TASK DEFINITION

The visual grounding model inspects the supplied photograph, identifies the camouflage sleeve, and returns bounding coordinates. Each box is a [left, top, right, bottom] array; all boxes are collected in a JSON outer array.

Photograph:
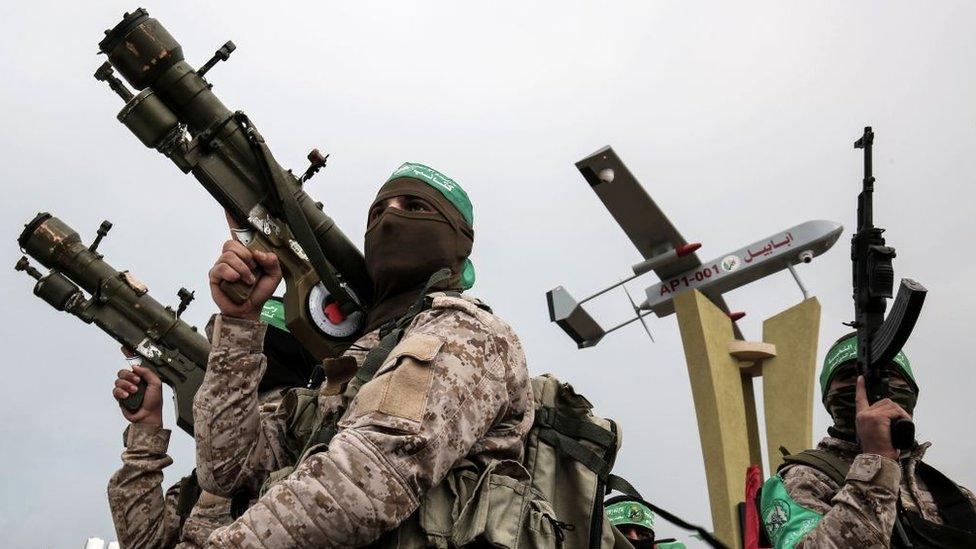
[[107, 423, 182, 549], [206, 304, 530, 548], [193, 315, 289, 496], [762, 454, 902, 549]]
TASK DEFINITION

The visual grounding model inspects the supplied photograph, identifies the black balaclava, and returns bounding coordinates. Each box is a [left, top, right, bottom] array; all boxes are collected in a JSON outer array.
[[823, 364, 919, 442], [364, 178, 473, 332]]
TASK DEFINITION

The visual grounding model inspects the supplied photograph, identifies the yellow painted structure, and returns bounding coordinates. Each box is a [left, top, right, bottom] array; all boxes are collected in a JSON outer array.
[[761, 298, 821, 474], [674, 290, 759, 546], [674, 290, 821, 548]]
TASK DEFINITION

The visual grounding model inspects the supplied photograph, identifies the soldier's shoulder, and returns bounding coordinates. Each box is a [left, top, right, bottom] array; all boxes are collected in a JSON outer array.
[[421, 293, 518, 338], [779, 460, 844, 495]]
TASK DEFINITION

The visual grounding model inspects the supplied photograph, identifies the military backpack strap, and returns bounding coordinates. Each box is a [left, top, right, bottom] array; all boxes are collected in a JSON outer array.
[[300, 268, 457, 457], [778, 449, 850, 486], [175, 470, 202, 527], [606, 474, 643, 499], [533, 407, 617, 479]]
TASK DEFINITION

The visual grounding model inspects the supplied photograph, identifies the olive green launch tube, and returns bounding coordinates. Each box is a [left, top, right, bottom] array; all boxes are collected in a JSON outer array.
[[17, 213, 209, 435], [94, 8, 372, 360]]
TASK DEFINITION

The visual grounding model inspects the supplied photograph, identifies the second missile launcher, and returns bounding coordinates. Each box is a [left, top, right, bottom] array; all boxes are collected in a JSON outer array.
[[17, 212, 208, 435]]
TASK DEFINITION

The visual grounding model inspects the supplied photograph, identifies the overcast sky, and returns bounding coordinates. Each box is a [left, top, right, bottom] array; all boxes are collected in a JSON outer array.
[[1, 2, 974, 546]]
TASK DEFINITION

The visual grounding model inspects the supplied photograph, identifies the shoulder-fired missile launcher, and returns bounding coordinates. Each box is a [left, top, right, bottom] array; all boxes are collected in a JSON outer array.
[[17, 212, 208, 435], [93, 8, 372, 360]]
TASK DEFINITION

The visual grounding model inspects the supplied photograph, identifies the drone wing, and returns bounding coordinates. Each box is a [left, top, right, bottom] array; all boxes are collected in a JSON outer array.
[[576, 146, 700, 280], [576, 146, 740, 334]]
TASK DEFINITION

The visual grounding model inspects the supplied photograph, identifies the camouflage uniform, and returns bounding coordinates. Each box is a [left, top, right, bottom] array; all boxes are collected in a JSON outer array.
[[108, 390, 286, 548], [764, 436, 976, 548], [193, 294, 534, 548]]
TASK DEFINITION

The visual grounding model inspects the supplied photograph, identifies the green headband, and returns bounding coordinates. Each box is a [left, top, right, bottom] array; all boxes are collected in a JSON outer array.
[[820, 335, 916, 395], [385, 162, 476, 290], [606, 499, 655, 530], [386, 162, 474, 226]]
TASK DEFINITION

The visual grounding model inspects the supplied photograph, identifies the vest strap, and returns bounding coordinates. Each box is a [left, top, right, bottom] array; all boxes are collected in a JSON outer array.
[[779, 449, 850, 485], [175, 470, 202, 527]]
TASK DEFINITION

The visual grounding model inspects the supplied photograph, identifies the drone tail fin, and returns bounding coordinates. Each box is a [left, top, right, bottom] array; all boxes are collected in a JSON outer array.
[[546, 286, 606, 348]]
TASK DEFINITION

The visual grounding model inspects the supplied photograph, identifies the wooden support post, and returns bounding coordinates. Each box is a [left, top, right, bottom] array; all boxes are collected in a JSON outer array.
[[760, 297, 821, 474], [674, 290, 760, 548]]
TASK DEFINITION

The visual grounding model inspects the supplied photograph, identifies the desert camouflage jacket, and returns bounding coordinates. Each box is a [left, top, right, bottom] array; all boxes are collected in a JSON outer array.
[[193, 294, 534, 548], [107, 388, 286, 548], [762, 436, 976, 548], [107, 423, 229, 549]]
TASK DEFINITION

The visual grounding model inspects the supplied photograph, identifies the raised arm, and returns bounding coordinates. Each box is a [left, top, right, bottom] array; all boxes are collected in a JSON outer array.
[[193, 241, 290, 495], [107, 363, 182, 549]]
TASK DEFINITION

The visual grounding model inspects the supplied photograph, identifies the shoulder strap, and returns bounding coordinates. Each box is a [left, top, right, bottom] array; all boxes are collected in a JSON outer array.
[[779, 449, 851, 486], [301, 268, 455, 454], [175, 470, 202, 527], [915, 461, 976, 530], [355, 269, 455, 383], [532, 408, 617, 479]]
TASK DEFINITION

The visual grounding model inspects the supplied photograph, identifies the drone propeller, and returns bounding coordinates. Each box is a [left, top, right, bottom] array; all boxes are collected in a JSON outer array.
[[624, 285, 655, 343]]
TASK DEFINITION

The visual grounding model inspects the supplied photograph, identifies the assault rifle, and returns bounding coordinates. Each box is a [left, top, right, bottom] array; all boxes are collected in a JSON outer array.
[[93, 8, 372, 360], [17, 212, 208, 435], [849, 127, 926, 450]]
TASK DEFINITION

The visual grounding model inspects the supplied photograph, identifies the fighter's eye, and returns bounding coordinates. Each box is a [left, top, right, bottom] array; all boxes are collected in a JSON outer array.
[[406, 198, 433, 212], [368, 205, 385, 221]]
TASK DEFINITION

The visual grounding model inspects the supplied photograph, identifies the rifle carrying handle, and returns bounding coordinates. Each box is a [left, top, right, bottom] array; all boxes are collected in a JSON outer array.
[[891, 417, 915, 450], [119, 378, 149, 413]]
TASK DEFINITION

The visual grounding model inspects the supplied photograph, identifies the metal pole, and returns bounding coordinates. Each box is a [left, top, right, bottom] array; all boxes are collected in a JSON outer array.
[[787, 263, 810, 300]]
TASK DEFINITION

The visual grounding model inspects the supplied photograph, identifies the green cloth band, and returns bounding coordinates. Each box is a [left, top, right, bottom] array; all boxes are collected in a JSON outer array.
[[606, 499, 654, 530], [820, 335, 915, 395], [761, 475, 823, 548], [386, 162, 474, 226], [386, 162, 476, 290], [260, 300, 289, 332], [656, 543, 686, 549]]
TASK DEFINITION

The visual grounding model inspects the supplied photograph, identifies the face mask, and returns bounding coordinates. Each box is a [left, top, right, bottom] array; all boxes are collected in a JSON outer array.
[[363, 206, 471, 331], [365, 208, 458, 294], [888, 385, 918, 417], [825, 384, 918, 437], [630, 540, 654, 549], [824, 385, 857, 435]]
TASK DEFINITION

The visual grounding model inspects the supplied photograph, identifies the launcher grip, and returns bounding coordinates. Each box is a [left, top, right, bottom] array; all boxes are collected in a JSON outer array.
[[219, 276, 258, 305], [218, 231, 273, 305], [891, 418, 915, 450], [119, 378, 149, 412]]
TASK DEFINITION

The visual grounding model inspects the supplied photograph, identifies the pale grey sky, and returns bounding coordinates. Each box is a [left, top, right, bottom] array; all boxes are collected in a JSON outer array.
[[1, 1, 974, 546]]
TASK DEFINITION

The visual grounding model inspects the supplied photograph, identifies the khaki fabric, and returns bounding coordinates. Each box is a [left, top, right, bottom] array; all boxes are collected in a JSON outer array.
[[774, 436, 976, 548], [523, 375, 630, 549], [193, 295, 533, 548], [107, 386, 285, 548]]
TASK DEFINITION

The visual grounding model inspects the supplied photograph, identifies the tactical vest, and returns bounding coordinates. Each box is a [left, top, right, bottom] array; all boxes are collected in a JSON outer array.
[[258, 270, 636, 548], [779, 449, 976, 548]]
